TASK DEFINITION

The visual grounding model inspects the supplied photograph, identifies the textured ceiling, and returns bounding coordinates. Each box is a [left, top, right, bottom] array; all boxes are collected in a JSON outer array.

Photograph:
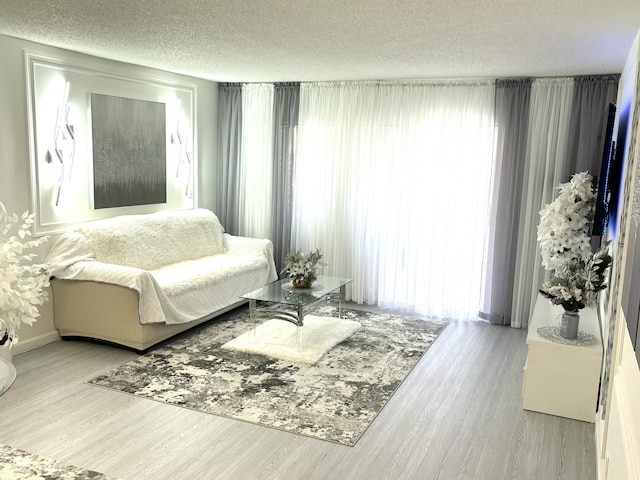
[[1, 0, 640, 82]]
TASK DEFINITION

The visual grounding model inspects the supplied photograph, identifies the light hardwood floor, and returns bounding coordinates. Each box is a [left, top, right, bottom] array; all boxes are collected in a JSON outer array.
[[0, 305, 597, 480]]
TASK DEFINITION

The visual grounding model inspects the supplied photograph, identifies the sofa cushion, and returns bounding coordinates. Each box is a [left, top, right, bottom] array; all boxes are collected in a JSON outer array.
[[74, 209, 226, 270], [151, 253, 269, 296]]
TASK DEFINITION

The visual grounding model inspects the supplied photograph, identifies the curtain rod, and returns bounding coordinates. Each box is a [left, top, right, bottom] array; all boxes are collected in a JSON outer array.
[[221, 74, 619, 89], [302, 79, 495, 88]]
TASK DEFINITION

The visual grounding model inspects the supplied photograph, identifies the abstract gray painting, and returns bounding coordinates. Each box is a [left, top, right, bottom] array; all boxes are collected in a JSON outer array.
[[91, 93, 166, 209]]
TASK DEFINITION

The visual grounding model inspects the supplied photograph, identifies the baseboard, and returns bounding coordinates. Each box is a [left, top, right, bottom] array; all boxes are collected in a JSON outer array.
[[12, 331, 61, 355]]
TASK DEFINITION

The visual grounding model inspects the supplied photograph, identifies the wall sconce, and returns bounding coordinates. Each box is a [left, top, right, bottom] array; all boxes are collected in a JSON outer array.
[[46, 81, 75, 206]]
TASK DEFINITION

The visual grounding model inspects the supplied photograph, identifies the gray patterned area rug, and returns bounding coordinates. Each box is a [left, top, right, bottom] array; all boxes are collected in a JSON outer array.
[[88, 305, 448, 446], [0, 444, 117, 479]]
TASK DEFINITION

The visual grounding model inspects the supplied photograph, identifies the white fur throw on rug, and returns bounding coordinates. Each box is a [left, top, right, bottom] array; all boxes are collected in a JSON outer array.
[[221, 316, 362, 365]]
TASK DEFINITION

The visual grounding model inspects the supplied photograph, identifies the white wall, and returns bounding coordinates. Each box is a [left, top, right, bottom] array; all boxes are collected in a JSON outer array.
[[0, 34, 219, 353], [596, 30, 640, 480]]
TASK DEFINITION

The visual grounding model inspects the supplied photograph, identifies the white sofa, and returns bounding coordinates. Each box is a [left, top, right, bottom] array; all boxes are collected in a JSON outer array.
[[45, 209, 277, 351]]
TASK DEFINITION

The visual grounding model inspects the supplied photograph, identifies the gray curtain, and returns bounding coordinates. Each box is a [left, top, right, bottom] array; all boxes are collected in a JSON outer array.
[[480, 75, 618, 327], [272, 83, 300, 273], [217, 83, 243, 235], [480, 79, 532, 325], [563, 75, 619, 181]]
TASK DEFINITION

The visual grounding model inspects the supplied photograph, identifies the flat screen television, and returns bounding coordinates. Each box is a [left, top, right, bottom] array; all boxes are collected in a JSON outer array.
[[592, 103, 618, 237]]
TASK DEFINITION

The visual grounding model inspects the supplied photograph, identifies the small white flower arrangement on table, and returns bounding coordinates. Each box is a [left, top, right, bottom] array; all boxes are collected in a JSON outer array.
[[281, 248, 325, 288], [536, 172, 612, 314], [0, 203, 50, 348]]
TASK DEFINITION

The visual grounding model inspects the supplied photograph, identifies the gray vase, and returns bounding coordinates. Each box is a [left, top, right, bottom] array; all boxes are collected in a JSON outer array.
[[559, 311, 580, 339]]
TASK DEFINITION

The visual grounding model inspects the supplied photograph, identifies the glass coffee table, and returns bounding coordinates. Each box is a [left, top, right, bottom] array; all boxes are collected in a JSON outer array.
[[241, 275, 352, 328]]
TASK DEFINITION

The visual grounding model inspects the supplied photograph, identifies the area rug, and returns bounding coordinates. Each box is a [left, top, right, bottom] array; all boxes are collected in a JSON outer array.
[[221, 315, 362, 365], [0, 444, 118, 479], [88, 305, 447, 446]]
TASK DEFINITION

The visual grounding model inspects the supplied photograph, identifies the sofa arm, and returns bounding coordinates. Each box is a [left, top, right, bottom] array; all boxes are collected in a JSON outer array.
[[51, 260, 169, 325], [223, 234, 278, 282], [224, 234, 269, 254], [53, 259, 151, 285]]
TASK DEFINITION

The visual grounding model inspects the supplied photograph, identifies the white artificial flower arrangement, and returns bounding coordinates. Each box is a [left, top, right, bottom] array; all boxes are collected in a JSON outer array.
[[537, 171, 596, 271], [537, 172, 612, 312], [0, 204, 50, 347], [281, 248, 325, 287]]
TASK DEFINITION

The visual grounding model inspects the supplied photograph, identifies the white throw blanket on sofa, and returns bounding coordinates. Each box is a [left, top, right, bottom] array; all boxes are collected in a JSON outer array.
[[46, 209, 277, 325]]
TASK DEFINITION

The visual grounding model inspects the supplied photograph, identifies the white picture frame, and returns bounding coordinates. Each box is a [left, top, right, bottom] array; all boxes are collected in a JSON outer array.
[[25, 52, 196, 234]]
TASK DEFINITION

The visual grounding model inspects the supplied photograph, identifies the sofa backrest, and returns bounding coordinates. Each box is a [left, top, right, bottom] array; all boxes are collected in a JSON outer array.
[[73, 209, 227, 270]]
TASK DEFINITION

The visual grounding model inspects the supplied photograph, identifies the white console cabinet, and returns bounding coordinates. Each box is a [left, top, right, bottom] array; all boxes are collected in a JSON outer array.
[[522, 294, 603, 423]]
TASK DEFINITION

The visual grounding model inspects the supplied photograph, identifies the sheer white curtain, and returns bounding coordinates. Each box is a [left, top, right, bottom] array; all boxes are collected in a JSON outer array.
[[511, 78, 574, 328], [238, 83, 274, 239], [292, 81, 495, 318]]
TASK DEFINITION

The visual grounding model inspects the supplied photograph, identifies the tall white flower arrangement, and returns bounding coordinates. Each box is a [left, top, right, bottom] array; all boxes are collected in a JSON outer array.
[[537, 172, 612, 312], [537, 171, 596, 270], [0, 204, 50, 347]]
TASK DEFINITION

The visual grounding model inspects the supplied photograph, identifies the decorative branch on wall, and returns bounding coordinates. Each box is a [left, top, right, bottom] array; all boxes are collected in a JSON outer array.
[[46, 80, 75, 206], [171, 118, 193, 198]]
